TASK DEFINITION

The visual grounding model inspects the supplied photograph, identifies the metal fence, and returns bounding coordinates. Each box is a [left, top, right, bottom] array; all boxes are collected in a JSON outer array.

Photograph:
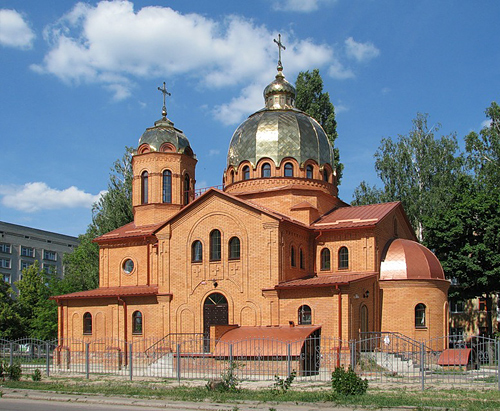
[[1, 333, 499, 390]]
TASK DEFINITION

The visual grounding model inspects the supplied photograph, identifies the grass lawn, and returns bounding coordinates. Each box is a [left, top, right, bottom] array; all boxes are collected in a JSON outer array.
[[1, 377, 500, 411]]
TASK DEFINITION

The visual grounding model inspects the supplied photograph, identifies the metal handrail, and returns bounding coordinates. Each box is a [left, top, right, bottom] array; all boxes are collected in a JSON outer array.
[[144, 333, 203, 357]]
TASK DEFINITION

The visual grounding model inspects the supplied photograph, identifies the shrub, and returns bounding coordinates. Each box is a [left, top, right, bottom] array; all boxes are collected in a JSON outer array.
[[3, 363, 22, 381], [206, 361, 241, 392], [31, 368, 42, 381], [331, 366, 368, 396], [271, 370, 296, 393]]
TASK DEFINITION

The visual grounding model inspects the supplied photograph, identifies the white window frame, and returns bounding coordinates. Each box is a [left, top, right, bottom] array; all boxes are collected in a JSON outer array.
[[21, 246, 34, 258]]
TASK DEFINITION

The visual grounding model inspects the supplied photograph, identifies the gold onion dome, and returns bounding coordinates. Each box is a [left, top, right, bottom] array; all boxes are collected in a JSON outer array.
[[226, 67, 334, 169], [136, 82, 195, 157]]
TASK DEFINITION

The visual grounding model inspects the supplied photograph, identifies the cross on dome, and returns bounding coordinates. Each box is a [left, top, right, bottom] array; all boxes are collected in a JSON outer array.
[[157, 81, 171, 118], [273, 34, 286, 71]]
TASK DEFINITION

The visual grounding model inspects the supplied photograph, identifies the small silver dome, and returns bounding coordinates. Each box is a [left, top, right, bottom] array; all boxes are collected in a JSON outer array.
[[137, 117, 194, 156]]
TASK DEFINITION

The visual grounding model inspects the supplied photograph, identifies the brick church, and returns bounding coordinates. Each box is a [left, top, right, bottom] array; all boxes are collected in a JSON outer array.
[[53, 50, 449, 348]]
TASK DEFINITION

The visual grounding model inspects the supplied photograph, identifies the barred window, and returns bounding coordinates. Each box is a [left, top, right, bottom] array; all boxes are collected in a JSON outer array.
[[83, 312, 92, 334], [338, 246, 349, 270], [320, 248, 331, 271], [210, 230, 221, 261], [132, 311, 143, 334], [229, 237, 240, 260], [192, 240, 203, 262]]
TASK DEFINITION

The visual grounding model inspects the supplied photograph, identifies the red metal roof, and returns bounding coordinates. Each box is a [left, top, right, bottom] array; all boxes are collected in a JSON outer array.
[[51, 285, 159, 300], [438, 348, 471, 366], [275, 273, 377, 289], [312, 202, 401, 230], [380, 239, 445, 280], [213, 325, 321, 356], [94, 222, 164, 244]]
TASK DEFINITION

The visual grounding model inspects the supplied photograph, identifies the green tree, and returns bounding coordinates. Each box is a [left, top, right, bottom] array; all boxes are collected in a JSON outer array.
[[62, 146, 134, 293], [352, 113, 463, 242], [295, 69, 343, 182], [15, 261, 58, 340], [0, 279, 24, 339]]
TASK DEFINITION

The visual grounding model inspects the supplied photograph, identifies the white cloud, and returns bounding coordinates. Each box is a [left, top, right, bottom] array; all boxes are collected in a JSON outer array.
[[208, 149, 221, 156], [345, 37, 380, 62], [0, 182, 105, 212], [481, 119, 492, 129], [328, 59, 354, 80], [273, 0, 337, 13], [0, 9, 35, 49]]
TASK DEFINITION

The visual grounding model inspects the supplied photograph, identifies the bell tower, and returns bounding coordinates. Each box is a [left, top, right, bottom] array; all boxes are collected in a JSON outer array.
[[132, 82, 197, 226]]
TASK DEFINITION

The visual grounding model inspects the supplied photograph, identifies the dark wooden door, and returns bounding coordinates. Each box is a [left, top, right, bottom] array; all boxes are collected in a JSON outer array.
[[203, 293, 228, 351]]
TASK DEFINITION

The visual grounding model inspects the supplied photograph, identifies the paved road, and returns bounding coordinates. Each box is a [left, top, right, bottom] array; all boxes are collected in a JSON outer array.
[[0, 398, 172, 411]]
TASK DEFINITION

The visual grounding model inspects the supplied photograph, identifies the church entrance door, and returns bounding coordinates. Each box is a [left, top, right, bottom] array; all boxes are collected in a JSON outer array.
[[203, 292, 228, 352]]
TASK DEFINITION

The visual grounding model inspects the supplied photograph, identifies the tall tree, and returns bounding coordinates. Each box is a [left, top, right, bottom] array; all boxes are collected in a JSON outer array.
[[16, 261, 58, 340], [352, 113, 463, 242], [0, 279, 24, 339], [295, 69, 343, 182], [62, 147, 134, 294]]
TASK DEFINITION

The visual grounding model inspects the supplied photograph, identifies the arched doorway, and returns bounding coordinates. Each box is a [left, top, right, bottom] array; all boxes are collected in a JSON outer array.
[[203, 293, 228, 351]]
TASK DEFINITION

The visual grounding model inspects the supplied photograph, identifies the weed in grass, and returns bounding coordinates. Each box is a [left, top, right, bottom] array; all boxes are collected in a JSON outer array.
[[206, 361, 242, 392], [31, 369, 42, 381], [1, 362, 22, 381], [331, 366, 368, 396], [271, 370, 296, 394]]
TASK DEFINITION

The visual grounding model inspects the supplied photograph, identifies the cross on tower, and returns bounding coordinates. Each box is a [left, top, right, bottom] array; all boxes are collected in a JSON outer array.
[[157, 81, 171, 117], [273, 34, 286, 70]]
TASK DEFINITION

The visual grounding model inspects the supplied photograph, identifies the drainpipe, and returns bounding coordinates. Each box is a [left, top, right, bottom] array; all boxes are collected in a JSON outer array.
[[313, 230, 323, 273], [118, 297, 128, 366], [147, 242, 151, 286]]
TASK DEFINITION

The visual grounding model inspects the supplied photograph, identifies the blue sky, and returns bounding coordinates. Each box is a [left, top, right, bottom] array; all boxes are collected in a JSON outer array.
[[0, 0, 499, 237]]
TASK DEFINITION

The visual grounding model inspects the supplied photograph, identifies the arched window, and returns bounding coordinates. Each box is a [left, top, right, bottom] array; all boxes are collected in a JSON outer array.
[[83, 312, 92, 335], [320, 248, 331, 271], [306, 165, 313, 179], [192, 240, 203, 262], [228, 237, 240, 260], [141, 171, 148, 204], [230, 170, 235, 184], [291, 246, 296, 267], [210, 229, 221, 261], [298, 305, 312, 325], [299, 248, 305, 269], [284, 162, 294, 177], [184, 174, 190, 205], [338, 246, 349, 270], [323, 169, 329, 182], [262, 163, 271, 178], [132, 311, 143, 334], [415, 303, 426, 328], [162, 170, 172, 203], [242, 165, 250, 180]]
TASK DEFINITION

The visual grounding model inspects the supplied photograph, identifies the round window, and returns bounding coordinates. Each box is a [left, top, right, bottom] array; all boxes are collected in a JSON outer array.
[[123, 259, 134, 274]]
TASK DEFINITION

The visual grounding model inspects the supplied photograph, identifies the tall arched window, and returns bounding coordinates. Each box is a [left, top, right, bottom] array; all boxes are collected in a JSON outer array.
[[415, 303, 426, 328], [284, 162, 294, 177], [299, 248, 305, 269], [230, 170, 235, 184], [141, 171, 148, 204], [184, 174, 190, 205], [291, 246, 296, 267], [162, 170, 172, 203], [338, 246, 349, 270], [132, 311, 143, 334], [306, 165, 313, 179], [323, 169, 329, 182], [298, 305, 312, 325], [242, 165, 250, 180], [262, 163, 271, 178], [210, 229, 221, 261], [192, 240, 203, 262], [83, 312, 92, 335], [228, 237, 240, 260], [320, 248, 331, 271]]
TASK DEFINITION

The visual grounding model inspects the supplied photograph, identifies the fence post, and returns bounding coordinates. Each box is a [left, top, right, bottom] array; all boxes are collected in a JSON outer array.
[[229, 344, 233, 370], [287, 343, 291, 377], [497, 339, 500, 391], [46, 342, 50, 377], [9, 342, 13, 366], [350, 340, 356, 369], [85, 343, 90, 379], [420, 342, 425, 391], [129, 342, 133, 381], [176, 343, 181, 383]]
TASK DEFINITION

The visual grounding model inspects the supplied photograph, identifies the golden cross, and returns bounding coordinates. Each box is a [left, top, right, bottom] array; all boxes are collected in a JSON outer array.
[[273, 34, 286, 69], [157, 81, 171, 117]]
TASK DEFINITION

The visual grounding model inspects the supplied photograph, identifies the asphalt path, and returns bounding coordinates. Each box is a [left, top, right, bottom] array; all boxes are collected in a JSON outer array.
[[0, 398, 170, 411]]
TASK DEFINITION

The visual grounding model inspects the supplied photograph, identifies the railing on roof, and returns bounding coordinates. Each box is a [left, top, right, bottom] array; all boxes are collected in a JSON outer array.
[[183, 186, 225, 202]]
